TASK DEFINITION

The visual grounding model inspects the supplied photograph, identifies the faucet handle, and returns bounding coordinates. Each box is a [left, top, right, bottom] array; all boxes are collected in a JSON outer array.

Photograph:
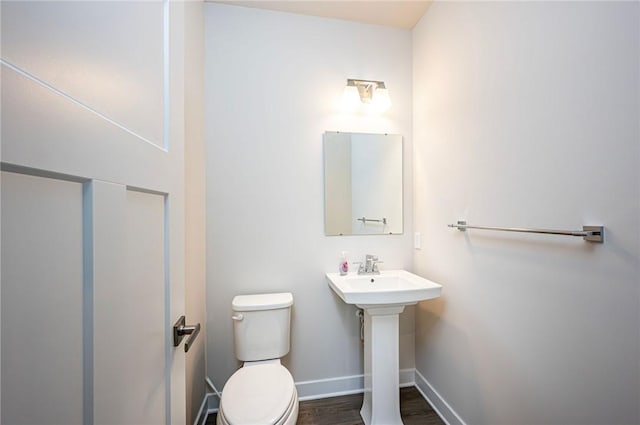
[[372, 260, 383, 273], [352, 261, 364, 273]]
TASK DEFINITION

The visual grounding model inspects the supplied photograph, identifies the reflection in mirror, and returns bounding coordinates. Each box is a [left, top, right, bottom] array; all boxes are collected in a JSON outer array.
[[323, 132, 403, 236]]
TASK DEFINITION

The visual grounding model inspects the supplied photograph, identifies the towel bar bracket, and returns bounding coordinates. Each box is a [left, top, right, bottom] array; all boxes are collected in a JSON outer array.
[[582, 226, 604, 243]]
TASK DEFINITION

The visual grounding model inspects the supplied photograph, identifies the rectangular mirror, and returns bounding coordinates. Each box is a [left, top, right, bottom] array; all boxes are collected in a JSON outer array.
[[323, 131, 403, 236]]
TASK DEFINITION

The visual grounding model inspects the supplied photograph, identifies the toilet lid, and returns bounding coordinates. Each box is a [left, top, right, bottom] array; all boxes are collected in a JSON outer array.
[[221, 364, 296, 425]]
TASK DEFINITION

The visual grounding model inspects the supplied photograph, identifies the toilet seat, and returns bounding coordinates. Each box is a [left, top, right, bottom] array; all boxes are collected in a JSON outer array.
[[218, 363, 298, 425]]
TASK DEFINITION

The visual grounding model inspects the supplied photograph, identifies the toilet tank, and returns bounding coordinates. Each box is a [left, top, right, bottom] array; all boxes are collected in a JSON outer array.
[[231, 293, 293, 362]]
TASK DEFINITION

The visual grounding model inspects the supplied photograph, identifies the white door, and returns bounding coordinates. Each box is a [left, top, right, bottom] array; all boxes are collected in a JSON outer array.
[[1, 1, 190, 424]]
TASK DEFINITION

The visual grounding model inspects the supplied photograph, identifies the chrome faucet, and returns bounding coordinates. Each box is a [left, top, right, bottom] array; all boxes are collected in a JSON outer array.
[[358, 254, 383, 274]]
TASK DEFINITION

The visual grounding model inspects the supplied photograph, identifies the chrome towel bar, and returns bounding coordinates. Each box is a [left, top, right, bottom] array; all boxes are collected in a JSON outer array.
[[357, 217, 387, 225], [448, 220, 604, 243]]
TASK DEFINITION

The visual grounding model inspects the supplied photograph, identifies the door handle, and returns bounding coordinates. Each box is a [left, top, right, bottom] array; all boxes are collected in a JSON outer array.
[[173, 316, 201, 353]]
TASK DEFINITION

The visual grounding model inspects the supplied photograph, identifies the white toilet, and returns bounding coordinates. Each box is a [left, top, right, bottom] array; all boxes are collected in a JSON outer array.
[[217, 292, 298, 425]]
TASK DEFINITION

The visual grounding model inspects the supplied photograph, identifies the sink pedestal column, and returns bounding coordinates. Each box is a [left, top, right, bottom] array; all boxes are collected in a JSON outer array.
[[359, 304, 406, 425]]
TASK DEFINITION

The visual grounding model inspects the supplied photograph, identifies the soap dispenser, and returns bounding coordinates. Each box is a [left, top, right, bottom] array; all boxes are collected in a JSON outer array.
[[339, 251, 349, 276]]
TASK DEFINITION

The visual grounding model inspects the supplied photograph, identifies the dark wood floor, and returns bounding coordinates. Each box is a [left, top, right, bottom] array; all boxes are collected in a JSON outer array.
[[206, 386, 445, 425]]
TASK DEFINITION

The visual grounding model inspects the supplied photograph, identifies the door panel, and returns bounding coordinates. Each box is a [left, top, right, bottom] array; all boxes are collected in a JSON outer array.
[[1, 172, 84, 425], [1, 1, 166, 146], [1, 1, 187, 424], [2, 66, 171, 192], [93, 184, 167, 425]]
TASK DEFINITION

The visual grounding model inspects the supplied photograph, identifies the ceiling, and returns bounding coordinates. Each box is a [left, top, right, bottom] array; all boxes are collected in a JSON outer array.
[[209, 1, 433, 29]]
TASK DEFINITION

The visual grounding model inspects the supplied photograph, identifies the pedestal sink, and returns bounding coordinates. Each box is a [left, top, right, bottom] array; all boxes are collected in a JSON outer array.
[[326, 270, 442, 425]]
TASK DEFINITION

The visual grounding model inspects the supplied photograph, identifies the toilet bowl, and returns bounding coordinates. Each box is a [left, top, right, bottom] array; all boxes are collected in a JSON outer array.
[[217, 293, 298, 425], [217, 361, 298, 425]]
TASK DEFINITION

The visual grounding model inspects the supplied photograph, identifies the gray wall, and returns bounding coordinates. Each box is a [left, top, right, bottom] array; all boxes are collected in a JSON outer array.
[[413, 2, 640, 424], [204, 3, 414, 396]]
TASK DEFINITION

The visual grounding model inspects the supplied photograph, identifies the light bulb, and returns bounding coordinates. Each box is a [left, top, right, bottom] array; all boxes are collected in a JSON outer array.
[[371, 87, 391, 113], [342, 84, 361, 111]]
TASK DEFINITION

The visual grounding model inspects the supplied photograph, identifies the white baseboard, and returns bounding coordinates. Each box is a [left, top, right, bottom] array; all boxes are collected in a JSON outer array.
[[399, 368, 416, 388], [194, 368, 419, 424], [296, 368, 416, 401], [194, 377, 222, 425], [414, 368, 466, 425], [194, 392, 219, 425], [194, 392, 212, 425], [296, 373, 364, 401]]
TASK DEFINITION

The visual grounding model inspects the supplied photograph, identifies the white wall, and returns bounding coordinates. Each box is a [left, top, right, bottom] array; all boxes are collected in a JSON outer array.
[[413, 2, 639, 425], [204, 3, 414, 396]]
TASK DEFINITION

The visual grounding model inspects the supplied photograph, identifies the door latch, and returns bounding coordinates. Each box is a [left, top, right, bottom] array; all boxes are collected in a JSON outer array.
[[173, 316, 201, 353]]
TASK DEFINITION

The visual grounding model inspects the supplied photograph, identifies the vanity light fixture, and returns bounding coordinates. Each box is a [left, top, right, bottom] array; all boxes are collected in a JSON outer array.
[[343, 78, 392, 112]]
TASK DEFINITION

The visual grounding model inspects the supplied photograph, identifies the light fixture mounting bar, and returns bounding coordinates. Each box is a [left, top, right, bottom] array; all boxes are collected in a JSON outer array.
[[347, 78, 386, 103]]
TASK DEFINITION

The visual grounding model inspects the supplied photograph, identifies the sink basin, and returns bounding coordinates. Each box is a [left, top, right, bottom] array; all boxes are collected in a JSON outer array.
[[326, 269, 442, 308]]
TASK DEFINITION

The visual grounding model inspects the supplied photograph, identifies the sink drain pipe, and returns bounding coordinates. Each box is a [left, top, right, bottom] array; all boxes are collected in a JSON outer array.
[[356, 309, 364, 341]]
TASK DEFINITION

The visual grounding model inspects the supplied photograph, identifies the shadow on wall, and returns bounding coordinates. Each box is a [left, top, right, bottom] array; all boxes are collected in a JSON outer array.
[[416, 295, 570, 425], [415, 297, 487, 424], [415, 296, 446, 341]]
